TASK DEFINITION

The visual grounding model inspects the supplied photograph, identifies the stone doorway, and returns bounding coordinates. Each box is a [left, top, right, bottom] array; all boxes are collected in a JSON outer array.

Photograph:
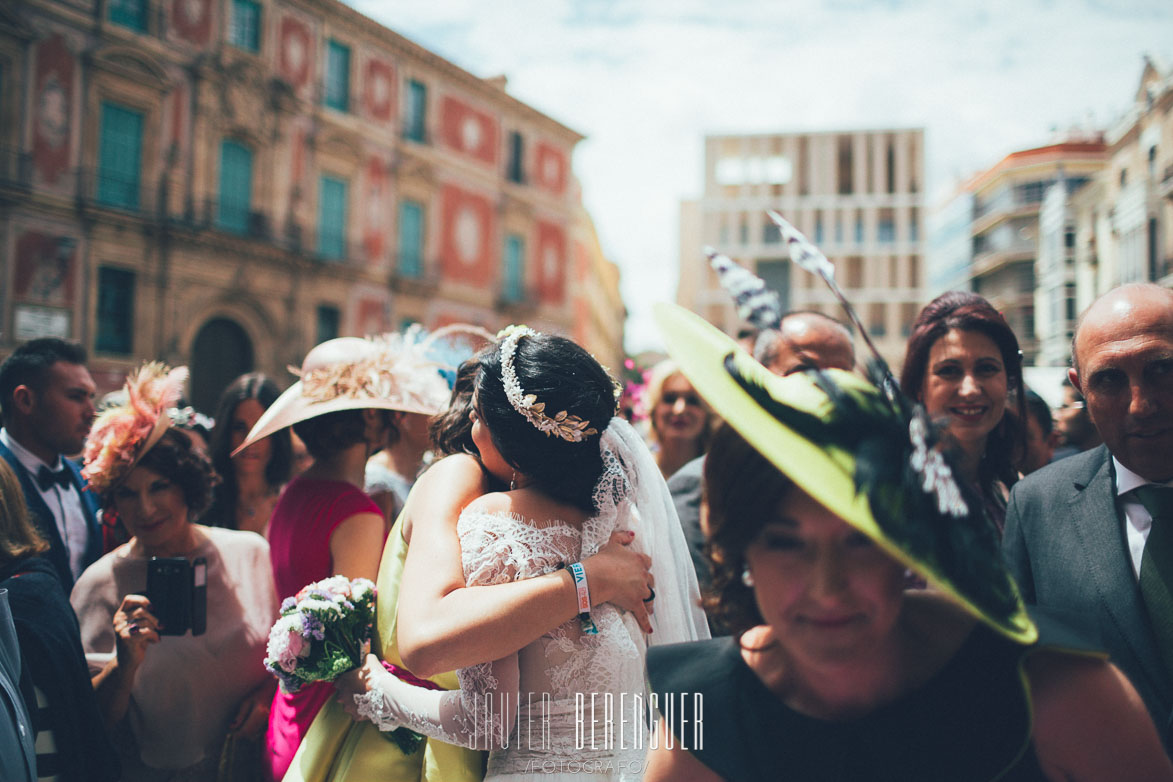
[[190, 318, 254, 414]]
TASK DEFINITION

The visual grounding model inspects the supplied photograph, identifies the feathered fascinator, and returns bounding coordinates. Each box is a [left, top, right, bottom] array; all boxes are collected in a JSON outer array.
[[407, 323, 496, 390], [708, 212, 899, 400], [669, 216, 1037, 643], [705, 246, 783, 331], [768, 209, 902, 399], [82, 363, 189, 497], [655, 303, 1036, 643], [235, 327, 486, 454]]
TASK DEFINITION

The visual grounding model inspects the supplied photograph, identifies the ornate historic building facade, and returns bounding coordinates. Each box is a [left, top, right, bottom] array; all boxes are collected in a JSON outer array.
[[0, 0, 624, 410]]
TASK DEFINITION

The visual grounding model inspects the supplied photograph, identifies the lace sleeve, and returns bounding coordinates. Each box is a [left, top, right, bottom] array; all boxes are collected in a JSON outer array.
[[353, 653, 520, 751]]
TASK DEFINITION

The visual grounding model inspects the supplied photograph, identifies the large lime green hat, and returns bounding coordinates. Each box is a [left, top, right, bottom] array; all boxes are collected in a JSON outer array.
[[655, 302, 1036, 644]]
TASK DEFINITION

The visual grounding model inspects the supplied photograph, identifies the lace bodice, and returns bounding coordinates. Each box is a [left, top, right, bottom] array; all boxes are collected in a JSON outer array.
[[355, 509, 648, 779]]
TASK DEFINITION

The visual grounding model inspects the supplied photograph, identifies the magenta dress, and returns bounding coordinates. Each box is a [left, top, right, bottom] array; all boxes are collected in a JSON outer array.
[[264, 477, 382, 782]]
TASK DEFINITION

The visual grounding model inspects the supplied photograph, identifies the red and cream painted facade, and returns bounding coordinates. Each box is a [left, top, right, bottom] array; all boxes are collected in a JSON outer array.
[[0, 0, 623, 409]]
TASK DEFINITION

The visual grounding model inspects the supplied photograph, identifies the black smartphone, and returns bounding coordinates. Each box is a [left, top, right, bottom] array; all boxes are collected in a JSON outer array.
[[146, 557, 207, 636], [190, 558, 207, 636]]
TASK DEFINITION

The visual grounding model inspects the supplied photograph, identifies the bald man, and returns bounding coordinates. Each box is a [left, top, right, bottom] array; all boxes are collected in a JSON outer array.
[[668, 311, 856, 633], [753, 311, 856, 375], [1003, 283, 1173, 751]]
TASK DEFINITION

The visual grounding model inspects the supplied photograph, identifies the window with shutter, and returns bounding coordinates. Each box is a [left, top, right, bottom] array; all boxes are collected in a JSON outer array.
[[503, 234, 525, 302], [319, 176, 347, 260], [218, 140, 253, 234], [398, 200, 424, 278], [97, 102, 143, 210]]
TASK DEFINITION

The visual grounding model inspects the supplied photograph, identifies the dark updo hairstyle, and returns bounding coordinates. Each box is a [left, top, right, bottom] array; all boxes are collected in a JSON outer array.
[[293, 408, 397, 461], [429, 354, 483, 458], [899, 291, 1025, 492], [207, 373, 293, 528], [702, 424, 794, 636], [123, 428, 220, 518], [475, 333, 615, 513]]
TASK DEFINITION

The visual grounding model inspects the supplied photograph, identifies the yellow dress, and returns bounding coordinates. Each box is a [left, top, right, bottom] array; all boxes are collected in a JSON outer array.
[[282, 517, 486, 782]]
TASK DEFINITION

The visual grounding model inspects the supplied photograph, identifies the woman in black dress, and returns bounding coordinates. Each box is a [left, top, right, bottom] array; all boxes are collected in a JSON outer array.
[[644, 303, 1172, 782]]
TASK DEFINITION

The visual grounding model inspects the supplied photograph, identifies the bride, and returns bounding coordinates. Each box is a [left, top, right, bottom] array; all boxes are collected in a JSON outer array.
[[335, 327, 707, 780]]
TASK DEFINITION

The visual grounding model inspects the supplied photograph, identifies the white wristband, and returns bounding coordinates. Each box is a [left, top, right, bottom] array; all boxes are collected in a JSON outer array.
[[568, 562, 597, 634]]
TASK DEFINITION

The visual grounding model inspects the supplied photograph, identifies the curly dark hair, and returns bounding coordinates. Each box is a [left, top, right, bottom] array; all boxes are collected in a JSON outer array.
[[475, 333, 615, 513], [701, 424, 794, 636], [119, 428, 220, 518], [899, 291, 1025, 493], [429, 354, 482, 457]]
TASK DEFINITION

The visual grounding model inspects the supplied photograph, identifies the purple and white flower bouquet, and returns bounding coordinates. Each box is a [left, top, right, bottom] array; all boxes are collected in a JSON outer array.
[[264, 575, 376, 693]]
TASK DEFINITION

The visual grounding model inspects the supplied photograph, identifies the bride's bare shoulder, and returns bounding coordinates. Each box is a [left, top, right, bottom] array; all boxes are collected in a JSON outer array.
[[463, 491, 513, 516]]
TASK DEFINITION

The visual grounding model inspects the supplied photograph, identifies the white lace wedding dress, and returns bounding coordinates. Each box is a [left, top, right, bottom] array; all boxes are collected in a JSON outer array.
[[354, 419, 708, 781]]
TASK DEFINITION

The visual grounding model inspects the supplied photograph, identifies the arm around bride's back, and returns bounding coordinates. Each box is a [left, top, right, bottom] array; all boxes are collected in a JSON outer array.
[[396, 453, 655, 678]]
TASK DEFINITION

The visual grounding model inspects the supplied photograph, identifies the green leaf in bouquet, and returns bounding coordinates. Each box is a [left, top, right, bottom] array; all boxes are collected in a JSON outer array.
[[384, 726, 426, 755]]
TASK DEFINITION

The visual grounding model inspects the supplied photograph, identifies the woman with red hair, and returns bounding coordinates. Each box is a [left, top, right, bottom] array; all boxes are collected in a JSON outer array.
[[899, 291, 1026, 534]]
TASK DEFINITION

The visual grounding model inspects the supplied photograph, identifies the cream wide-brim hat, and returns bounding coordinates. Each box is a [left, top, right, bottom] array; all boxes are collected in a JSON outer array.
[[234, 335, 452, 454]]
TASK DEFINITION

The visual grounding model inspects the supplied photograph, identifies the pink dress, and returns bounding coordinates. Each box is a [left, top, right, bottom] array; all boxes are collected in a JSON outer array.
[[264, 477, 382, 781]]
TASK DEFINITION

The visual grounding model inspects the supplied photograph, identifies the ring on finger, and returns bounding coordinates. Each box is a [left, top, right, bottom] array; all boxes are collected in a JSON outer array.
[[642, 586, 656, 603]]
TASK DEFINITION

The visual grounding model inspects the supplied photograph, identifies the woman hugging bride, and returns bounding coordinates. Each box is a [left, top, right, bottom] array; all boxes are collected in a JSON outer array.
[[334, 326, 708, 781]]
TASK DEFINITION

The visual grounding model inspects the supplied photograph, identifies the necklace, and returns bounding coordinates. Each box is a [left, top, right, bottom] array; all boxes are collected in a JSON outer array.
[[237, 489, 277, 521]]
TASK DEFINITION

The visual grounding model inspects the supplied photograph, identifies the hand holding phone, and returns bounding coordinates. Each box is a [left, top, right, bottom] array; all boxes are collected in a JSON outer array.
[[112, 593, 160, 670]]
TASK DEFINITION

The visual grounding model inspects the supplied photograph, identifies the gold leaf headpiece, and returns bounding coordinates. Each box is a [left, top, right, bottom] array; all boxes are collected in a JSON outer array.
[[497, 326, 598, 443]]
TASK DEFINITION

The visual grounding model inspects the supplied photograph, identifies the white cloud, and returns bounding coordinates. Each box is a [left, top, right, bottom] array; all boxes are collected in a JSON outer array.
[[346, 0, 1173, 352]]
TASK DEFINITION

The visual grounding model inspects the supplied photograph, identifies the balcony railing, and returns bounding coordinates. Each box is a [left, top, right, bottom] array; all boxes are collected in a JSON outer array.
[[215, 201, 272, 241], [972, 246, 1034, 277], [496, 284, 539, 314], [316, 232, 348, 263], [75, 167, 151, 214], [390, 260, 440, 294], [61, 168, 389, 268], [0, 147, 32, 191]]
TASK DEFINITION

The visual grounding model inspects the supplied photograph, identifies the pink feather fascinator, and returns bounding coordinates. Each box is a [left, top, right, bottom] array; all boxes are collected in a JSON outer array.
[[82, 362, 189, 497]]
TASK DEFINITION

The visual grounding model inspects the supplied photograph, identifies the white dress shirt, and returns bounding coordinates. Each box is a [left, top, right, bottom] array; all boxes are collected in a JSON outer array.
[[0, 428, 90, 580], [1115, 456, 1173, 579]]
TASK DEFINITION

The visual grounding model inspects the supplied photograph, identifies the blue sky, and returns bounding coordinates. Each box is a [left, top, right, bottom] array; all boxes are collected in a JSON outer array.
[[347, 0, 1173, 352]]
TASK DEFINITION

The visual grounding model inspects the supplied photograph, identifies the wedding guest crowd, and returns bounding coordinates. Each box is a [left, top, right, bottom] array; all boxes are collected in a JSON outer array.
[[0, 276, 1171, 782]]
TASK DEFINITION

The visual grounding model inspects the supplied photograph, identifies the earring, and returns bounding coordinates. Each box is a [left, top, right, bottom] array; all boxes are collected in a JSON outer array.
[[741, 567, 754, 588], [510, 472, 518, 491]]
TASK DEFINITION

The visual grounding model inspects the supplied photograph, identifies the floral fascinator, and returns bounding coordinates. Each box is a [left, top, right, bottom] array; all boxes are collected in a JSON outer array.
[[82, 363, 189, 497], [235, 329, 470, 454]]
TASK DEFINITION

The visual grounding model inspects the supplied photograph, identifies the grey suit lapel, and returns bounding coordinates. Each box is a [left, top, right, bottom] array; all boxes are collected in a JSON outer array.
[[1070, 448, 1172, 706]]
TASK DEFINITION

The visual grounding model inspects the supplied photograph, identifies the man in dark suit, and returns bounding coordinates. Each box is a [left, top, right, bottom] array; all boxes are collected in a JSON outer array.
[[669, 312, 855, 623], [0, 339, 100, 589], [1003, 283, 1173, 751]]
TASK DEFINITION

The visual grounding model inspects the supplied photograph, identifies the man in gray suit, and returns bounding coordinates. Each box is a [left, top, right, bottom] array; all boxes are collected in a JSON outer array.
[[1003, 283, 1173, 751]]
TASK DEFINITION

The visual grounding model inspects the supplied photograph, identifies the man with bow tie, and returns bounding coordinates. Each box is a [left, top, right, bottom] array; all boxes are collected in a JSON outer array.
[[1004, 283, 1173, 754], [0, 339, 101, 589]]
